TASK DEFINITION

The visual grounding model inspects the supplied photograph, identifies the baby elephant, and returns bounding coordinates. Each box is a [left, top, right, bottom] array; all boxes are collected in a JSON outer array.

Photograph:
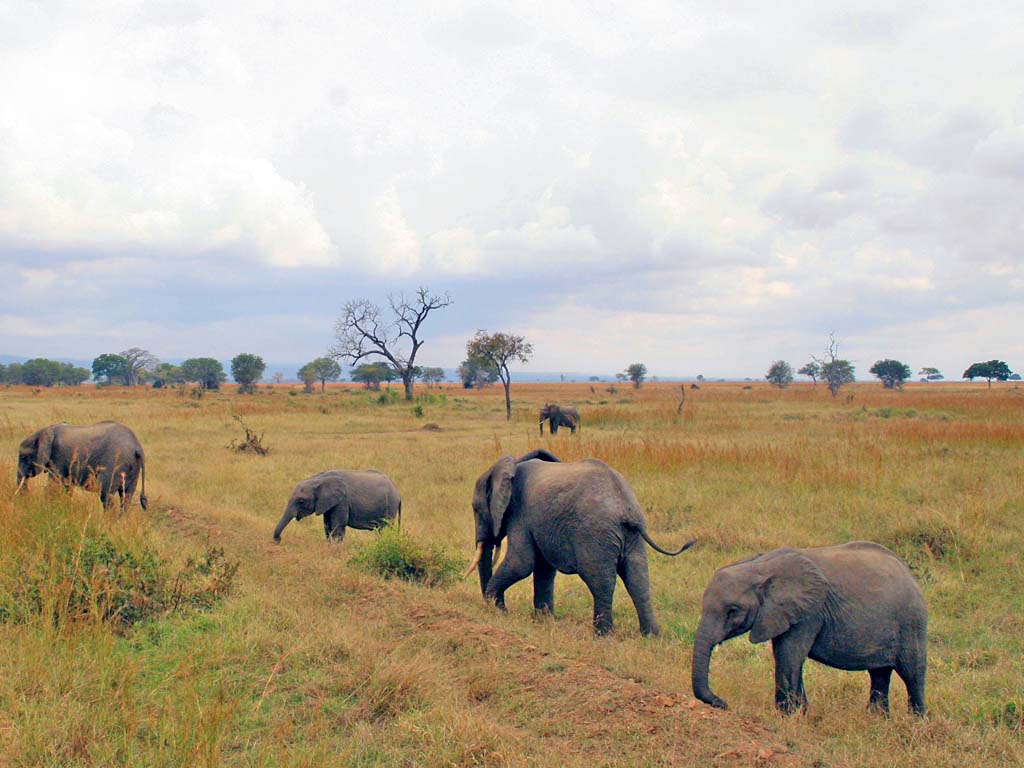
[[273, 470, 401, 542], [17, 421, 147, 512], [692, 541, 927, 716]]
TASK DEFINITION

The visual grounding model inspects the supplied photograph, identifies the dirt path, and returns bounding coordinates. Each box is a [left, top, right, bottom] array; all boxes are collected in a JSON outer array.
[[160, 502, 800, 767]]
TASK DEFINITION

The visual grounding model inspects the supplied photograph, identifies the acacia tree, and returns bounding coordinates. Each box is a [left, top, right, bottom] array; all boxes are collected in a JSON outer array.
[[419, 367, 446, 387], [813, 333, 855, 397], [304, 356, 342, 392], [466, 331, 533, 420], [350, 362, 395, 390], [963, 360, 1013, 388], [297, 362, 317, 392], [918, 367, 943, 381], [766, 360, 794, 388], [231, 353, 266, 393], [182, 358, 226, 390], [797, 361, 820, 385], [457, 358, 498, 388], [625, 363, 647, 389], [92, 353, 130, 385], [869, 359, 912, 390], [330, 287, 452, 401], [120, 348, 159, 386]]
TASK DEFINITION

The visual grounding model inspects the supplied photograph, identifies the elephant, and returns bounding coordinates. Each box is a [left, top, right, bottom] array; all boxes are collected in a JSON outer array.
[[273, 470, 401, 542], [538, 403, 580, 435], [16, 421, 148, 512], [465, 449, 695, 636], [691, 541, 927, 716]]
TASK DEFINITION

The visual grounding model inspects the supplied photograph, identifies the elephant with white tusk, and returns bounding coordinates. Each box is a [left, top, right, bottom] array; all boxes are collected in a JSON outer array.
[[538, 403, 580, 435], [468, 448, 695, 636]]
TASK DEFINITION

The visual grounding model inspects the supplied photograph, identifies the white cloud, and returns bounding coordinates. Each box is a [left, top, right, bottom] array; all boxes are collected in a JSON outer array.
[[0, 2, 1021, 374]]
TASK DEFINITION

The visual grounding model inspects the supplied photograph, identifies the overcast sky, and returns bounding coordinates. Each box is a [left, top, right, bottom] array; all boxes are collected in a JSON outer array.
[[1, 1, 1021, 378]]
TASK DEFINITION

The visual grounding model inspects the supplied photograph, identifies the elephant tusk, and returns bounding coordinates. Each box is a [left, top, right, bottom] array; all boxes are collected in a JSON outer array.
[[492, 541, 504, 570], [14, 477, 26, 496], [462, 542, 485, 579]]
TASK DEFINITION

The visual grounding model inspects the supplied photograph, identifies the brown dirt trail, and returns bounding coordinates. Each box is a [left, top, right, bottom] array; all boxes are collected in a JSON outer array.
[[160, 502, 799, 767]]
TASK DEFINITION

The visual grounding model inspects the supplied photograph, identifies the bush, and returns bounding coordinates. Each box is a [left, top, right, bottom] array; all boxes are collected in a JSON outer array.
[[376, 388, 401, 405], [0, 495, 237, 633], [350, 527, 461, 587]]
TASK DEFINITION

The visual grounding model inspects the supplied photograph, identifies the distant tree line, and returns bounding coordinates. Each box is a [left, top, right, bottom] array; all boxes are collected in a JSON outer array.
[[0, 359, 91, 387], [764, 334, 1018, 395]]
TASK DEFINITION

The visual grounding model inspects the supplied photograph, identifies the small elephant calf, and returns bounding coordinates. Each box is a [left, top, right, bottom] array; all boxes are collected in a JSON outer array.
[[273, 470, 401, 542], [692, 541, 927, 716]]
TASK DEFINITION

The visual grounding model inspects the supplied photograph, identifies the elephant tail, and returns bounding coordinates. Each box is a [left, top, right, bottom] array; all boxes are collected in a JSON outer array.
[[138, 450, 148, 510], [638, 527, 696, 556], [396, 499, 402, 530]]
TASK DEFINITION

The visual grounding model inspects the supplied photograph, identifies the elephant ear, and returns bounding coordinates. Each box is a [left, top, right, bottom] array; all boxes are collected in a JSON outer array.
[[749, 549, 829, 644], [314, 475, 347, 517], [487, 456, 517, 540], [36, 426, 56, 470]]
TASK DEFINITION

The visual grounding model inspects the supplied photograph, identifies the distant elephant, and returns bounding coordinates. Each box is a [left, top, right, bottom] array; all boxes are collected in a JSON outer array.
[[692, 541, 927, 715], [538, 403, 580, 435], [16, 421, 148, 512], [273, 470, 401, 542], [465, 449, 695, 636]]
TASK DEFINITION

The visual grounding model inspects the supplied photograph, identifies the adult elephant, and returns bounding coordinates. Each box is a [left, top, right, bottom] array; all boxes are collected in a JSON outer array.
[[273, 470, 401, 542], [465, 449, 695, 636], [538, 403, 580, 435], [692, 541, 927, 715], [16, 421, 148, 512]]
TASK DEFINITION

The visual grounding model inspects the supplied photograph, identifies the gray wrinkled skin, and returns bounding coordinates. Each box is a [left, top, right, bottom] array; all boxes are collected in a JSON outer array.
[[17, 421, 148, 512], [471, 449, 693, 636], [692, 541, 927, 716], [538, 403, 580, 435], [273, 470, 401, 542]]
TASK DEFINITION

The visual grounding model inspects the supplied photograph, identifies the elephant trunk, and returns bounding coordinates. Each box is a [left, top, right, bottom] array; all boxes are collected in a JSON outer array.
[[477, 541, 496, 597], [273, 508, 295, 542], [692, 619, 728, 709]]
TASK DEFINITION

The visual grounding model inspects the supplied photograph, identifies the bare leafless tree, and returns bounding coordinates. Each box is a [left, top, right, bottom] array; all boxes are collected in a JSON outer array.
[[330, 287, 452, 401], [120, 348, 159, 387]]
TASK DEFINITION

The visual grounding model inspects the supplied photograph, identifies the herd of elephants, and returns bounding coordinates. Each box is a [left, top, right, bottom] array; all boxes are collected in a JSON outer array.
[[14, 405, 928, 718]]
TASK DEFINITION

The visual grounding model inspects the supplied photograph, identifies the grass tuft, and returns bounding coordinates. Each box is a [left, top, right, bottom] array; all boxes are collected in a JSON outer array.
[[350, 526, 461, 587]]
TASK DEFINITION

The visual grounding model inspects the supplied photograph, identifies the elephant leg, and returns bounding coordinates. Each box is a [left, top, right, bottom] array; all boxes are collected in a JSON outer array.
[[771, 627, 817, 714], [618, 549, 659, 637], [484, 538, 534, 611], [532, 554, 556, 615], [579, 565, 618, 636], [895, 654, 927, 716], [868, 667, 893, 714], [324, 509, 348, 542]]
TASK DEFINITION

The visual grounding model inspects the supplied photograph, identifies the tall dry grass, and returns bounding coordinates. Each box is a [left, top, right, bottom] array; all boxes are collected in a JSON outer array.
[[1, 379, 1022, 765]]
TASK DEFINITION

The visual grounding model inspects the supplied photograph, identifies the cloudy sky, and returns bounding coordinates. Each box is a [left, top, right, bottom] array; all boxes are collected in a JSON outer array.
[[1, 1, 1021, 378]]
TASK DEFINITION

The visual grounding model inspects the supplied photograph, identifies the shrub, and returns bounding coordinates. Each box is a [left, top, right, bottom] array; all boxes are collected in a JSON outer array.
[[350, 527, 461, 587], [412, 404, 425, 418], [0, 497, 238, 633], [376, 388, 400, 405]]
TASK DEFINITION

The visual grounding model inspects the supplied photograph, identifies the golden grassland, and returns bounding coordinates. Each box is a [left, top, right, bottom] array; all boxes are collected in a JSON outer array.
[[1, 380, 1022, 767]]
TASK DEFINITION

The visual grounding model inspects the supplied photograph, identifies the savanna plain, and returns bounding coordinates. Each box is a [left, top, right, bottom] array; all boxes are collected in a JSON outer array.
[[1, 380, 1022, 767]]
